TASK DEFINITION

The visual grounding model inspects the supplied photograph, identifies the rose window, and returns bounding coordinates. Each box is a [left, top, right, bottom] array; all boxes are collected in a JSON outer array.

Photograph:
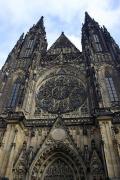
[[36, 76, 86, 114]]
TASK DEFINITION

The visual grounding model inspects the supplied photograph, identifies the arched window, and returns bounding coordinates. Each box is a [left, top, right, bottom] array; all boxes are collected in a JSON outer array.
[[105, 77, 118, 102], [93, 34, 99, 43], [19, 38, 35, 58], [27, 39, 35, 48], [105, 68, 119, 104], [8, 78, 22, 108], [93, 34, 102, 52]]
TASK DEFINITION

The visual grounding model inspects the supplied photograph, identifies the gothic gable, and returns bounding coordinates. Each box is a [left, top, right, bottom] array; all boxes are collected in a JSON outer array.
[[28, 116, 87, 179], [48, 32, 80, 54]]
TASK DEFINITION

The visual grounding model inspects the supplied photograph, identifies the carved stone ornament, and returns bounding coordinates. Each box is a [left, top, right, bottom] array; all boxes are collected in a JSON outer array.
[[51, 128, 66, 141], [30, 143, 86, 180], [36, 75, 86, 114], [43, 158, 75, 180]]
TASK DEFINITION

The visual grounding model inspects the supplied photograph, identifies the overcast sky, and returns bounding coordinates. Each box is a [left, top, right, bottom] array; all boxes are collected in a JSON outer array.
[[0, 0, 120, 69]]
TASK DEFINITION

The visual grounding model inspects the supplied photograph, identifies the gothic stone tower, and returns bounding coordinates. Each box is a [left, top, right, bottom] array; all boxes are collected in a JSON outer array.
[[0, 13, 120, 180]]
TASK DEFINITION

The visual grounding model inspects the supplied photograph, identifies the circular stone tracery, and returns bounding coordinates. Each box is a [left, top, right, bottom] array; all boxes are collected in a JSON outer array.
[[36, 75, 86, 114]]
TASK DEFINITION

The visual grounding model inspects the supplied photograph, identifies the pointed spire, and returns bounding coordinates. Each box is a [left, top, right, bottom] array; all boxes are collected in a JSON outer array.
[[15, 33, 24, 44], [102, 25, 118, 46], [84, 11, 99, 27], [102, 25, 110, 36], [19, 33, 24, 41], [102, 25, 113, 40], [28, 16, 45, 33], [11, 33, 24, 53], [85, 11, 93, 23], [35, 16, 45, 31], [103, 25, 107, 31]]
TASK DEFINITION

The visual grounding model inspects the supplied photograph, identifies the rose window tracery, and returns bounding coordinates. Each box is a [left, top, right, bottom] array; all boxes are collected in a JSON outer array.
[[36, 75, 86, 114]]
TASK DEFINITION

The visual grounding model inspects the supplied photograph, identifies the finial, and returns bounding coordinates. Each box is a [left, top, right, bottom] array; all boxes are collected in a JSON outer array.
[[103, 25, 107, 30], [85, 11, 88, 15], [19, 33, 24, 40], [85, 11, 90, 17]]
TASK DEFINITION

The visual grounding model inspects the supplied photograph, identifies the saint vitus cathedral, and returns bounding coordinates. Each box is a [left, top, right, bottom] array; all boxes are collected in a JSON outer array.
[[0, 12, 120, 180]]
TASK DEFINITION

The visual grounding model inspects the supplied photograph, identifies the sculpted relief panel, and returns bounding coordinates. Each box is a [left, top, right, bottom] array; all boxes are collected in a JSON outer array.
[[43, 158, 75, 180], [36, 75, 86, 114]]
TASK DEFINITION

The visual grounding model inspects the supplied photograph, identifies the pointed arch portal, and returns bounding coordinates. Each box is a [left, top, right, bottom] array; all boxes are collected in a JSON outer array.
[[29, 144, 86, 180]]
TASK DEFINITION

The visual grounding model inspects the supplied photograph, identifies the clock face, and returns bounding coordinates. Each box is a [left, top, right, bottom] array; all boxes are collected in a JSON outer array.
[[36, 75, 86, 114]]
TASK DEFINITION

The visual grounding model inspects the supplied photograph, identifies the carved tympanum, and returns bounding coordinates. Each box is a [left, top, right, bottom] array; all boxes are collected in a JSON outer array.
[[43, 158, 75, 180]]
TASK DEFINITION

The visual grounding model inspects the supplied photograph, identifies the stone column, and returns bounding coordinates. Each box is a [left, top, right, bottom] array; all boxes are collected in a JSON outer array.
[[0, 124, 14, 176], [114, 127, 120, 158], [0, 126, 10, 169], [5, 124, 25, 180], [98, 116, 120, 179], [76, 127, 81, 148], [5, 128, 18, 179]]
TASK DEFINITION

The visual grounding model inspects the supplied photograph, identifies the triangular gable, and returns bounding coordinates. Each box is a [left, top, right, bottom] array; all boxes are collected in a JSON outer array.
[[47, 32, 80, 55], [33, 115, 81, 154], [90, 150, 104, 174], [29, 115, 87, 175]]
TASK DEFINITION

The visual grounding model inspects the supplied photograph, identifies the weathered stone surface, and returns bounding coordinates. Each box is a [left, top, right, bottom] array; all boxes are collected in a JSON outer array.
[[0, 12, 120, 180]]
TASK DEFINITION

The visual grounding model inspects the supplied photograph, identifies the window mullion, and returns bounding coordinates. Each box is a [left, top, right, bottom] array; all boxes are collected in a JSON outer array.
[[105, 77, 118, 103]]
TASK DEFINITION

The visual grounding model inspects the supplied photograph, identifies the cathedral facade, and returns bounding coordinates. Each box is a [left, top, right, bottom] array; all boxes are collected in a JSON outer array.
[[0, 12, 120, 180]]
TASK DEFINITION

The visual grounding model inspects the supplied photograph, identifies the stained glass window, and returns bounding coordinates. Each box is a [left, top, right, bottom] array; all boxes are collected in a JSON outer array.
[[27, 39, 34, 48], [96, 43, 102, 52], [93, 34, 99, 43], [93, 34, 102, 52], [20, 39, 34, 58], [8, 79, 21, 107], [105, 77, 118, 102]]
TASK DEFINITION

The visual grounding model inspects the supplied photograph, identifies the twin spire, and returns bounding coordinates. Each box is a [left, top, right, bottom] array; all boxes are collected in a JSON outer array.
[[12, 12, 96, 45], [29, 12, 94, 35], [12, 12, 102, 55], [34, 12, 94, 32]]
